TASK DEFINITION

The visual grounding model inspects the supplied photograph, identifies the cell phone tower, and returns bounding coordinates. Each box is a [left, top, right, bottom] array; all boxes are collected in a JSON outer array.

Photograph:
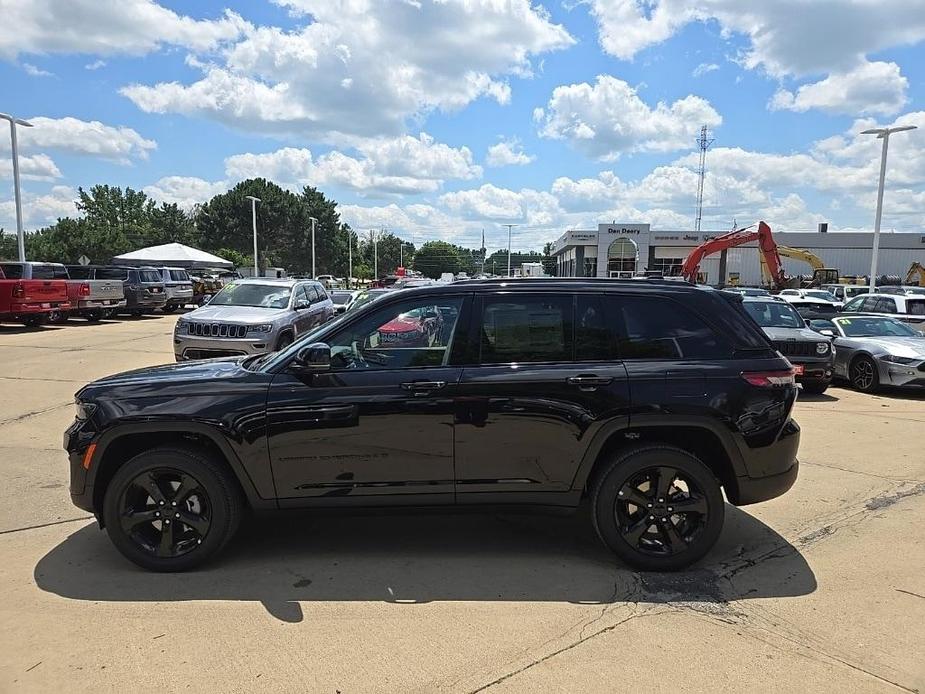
[[694, 125, 714, 233]]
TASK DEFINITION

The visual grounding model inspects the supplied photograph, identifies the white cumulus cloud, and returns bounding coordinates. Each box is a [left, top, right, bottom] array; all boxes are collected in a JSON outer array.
[[0, 116, 156, 164], [486, 139, 536, 167], [770, 61, 908, 116]]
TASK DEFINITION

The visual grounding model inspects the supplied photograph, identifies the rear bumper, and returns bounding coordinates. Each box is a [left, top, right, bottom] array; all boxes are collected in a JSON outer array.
[[78, 299, 126, 310], [8, 300, 71, 315], [730, 418, 801, 506]]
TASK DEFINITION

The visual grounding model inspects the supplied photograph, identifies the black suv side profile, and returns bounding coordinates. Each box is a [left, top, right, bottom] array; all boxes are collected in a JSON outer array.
[[64, 279, 800, 572]]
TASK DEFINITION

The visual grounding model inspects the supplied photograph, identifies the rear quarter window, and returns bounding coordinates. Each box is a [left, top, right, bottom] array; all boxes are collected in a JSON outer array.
[[30, 264, 55, 280], [169, 270, 190, 281], [907, 299, 925, 316], [140, 270, 162, 283], [617, 296, 732, 359], [0, 263, 23, 279], [95, 267, 129, 280]]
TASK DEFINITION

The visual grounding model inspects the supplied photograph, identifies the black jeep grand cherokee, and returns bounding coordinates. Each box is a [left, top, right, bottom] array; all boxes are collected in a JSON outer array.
[[65, 279, 800, 572]]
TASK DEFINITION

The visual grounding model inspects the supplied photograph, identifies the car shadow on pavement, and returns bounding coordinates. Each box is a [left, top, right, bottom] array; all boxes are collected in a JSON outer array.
[[798, 392, 839, 402], [34, 505, 816, 623]]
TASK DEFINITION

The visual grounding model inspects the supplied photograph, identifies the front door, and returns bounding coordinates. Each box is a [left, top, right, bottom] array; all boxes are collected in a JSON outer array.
[[267, 294, 469, 505], [454, 293, 630, 501]]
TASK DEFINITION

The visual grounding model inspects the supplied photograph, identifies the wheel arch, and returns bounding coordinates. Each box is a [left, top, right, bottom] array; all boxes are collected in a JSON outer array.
[[573, 417, 744, 504], [90, 423, 274, 522]]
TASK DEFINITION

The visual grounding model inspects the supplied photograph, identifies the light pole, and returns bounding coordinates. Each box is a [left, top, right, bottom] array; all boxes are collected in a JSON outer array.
[[861, 124, 917, 292], [369, 229, 379, 281], [244, 195, 260, 276], [1, 113, 34, 262], [502, 224, 518, 277], [308, 216, 318, 278], [346, 229, 353, 288]]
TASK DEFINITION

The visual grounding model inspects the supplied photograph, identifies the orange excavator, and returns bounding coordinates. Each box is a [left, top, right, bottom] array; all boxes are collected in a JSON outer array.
[[680, 221, 838, 288], [681, 221, 787, 286]]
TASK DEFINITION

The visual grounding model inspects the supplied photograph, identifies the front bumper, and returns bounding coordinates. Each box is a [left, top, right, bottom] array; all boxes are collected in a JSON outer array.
[[174, 332, 275, 360], [878, 358, 925, 388], [787, 355, 834, 382]]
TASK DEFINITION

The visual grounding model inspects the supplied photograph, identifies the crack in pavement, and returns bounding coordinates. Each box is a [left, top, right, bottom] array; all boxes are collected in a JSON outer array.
[[0, 402, 72, 426], [802, 459, 924, 484], [0, 516, 93, 535]]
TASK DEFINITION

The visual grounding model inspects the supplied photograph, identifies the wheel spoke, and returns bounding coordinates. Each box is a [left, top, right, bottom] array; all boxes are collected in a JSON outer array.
[[176, 511, 209, 536], [669, 495, 708, 515], [622, 516, 651, 545], [156, 521, 175, 557], [653, 467, 676, 501], [661, 520, 687, 553], [141, 473, 168, 505], [120, 508, 159, 532], [618, 485, 650, 509], [171, 474, 199, 505]]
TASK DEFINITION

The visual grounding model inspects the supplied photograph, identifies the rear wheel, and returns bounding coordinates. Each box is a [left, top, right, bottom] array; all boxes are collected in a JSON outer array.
[[801, 378, 829, 395], [161, 304, 177, 314], [592, 445, 724, 571], [849, 355, 879, 393], [47, 309, 68, 324], [22, 315, 45, 327], [84, 310, 102, 322], [102, 446, 243, 572]]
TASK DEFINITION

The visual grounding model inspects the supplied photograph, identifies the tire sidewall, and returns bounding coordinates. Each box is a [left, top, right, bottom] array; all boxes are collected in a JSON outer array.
[[850, 355, 879, 393], [593, 446, 725, 571], [102, 448, 237, 572]]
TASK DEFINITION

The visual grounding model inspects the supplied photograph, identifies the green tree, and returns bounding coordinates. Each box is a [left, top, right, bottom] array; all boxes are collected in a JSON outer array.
[[215, 247, 252, 269], [149, 202, 198, 245], [412, 241, 462, 278], [24, 217, 132, 263], [76, 185, 155, 246]]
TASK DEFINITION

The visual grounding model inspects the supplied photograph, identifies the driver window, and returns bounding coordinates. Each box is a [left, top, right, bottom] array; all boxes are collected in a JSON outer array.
[[327, 297, 464, 370], [294, 285, 310, 307]]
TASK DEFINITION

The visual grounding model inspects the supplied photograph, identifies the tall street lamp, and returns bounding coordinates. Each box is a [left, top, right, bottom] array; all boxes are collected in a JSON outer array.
[[346, 228, 353, 289], [1, 113, 34, 262], [244, 195, 260, 276], [308, 216, 318, 278], [502, 224, 518, 277], [860, 124, 918, 292]]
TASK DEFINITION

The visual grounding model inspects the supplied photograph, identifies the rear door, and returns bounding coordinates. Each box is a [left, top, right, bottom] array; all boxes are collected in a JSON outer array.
[[453, 292, 630, 500]]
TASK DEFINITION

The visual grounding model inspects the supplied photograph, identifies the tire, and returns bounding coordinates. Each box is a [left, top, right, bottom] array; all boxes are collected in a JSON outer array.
[[275, 331, 294, 351], [84, 311, 102, 322], [591, 445, 725, 572], [47, 309, 67, 324], [801, 378, 830, 395], [161, 304, 177, 314], [102, 446, 243, 572], [22, 315, 45, 328], [849, 355, 880, 393], [129, 311, 143, 318]]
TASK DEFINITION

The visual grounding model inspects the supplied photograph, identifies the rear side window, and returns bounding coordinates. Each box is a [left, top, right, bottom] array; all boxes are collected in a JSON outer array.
[[875, 297, 897, 313], [480, 294, 572, 364], [0, 263, 23, 278], [96, 267, 129, 280], [575, 295, 611, 361], [67, 266, 91, 279], [140, 270, 162, 283], [617, 297, 731, 360], [169, 270, 189, 282], [861, 296, 880, 311], [907, 299, 925, 316]]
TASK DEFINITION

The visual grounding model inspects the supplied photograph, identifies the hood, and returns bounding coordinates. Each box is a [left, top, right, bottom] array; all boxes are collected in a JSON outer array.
[[850, 336, 925, 358], [183, 304, 289, 323], [83, 357, 247, 390], [380, 316, 421, 332], [762, 326, 827, 342]]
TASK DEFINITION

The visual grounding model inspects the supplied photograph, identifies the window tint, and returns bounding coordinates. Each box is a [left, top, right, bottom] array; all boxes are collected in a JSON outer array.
[[140, 270, 162, 283], [315, 285, 329, 302], [575, 295, 611, 361], [306, 285, 321, 302], [0, 263, 23, 279], [31, 264, 55, 279], [169, 270, 189, 282], [875, 297, 897, 313], [51, 265, 69, 279], [328, 296, 463, 370], [907, 299, 925, 316], [480, 294, 572, 364], [66, 265, 91, 279], [861, 296, 880, 311], [617, 297, 730, 359], [843, 296, 865, 312], [96, 267, 129, 280]]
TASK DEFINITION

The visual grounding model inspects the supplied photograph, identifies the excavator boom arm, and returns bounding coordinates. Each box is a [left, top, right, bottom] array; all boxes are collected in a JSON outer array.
[[681, 221, 786, 286]]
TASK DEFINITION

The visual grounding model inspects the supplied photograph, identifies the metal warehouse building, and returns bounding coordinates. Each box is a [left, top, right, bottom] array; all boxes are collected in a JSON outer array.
[[551, 223, 925, 285]]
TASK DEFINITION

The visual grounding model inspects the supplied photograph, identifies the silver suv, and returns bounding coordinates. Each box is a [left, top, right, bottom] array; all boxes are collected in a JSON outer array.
[[174, 278, 334, 361]]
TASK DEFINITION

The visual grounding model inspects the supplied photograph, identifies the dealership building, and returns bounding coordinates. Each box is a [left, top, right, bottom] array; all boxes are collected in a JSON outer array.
[[551, 223, 925, 285]]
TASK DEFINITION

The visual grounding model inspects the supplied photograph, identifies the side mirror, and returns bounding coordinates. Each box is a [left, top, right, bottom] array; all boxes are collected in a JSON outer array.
[[819, 329, 835, 337], [294, 299, 311, 310], [805, 319, 812, 327], [293, 342, 331, 371]]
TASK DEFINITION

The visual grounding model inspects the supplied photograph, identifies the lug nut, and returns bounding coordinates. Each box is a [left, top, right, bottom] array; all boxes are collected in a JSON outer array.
[[164, 519, 170, 525], [171, 501, 177, 507], [667, 507, 673, 512], [175, 513, 180, 519], [154, 511, 160, 517], [647, 503, 653, 508], [648, 515, 654, 520], [658, 498, 665, 503], [661, 517, 667, 522], [158, 501, 165, 506], [618, 491, 623, 496]]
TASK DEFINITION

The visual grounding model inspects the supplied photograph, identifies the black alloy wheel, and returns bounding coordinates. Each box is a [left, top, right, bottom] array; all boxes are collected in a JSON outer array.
[[592, 446, 724, 571], [117, 469, 212, 559], [850, 355, 879, 393], [103, 446, 242, 571]]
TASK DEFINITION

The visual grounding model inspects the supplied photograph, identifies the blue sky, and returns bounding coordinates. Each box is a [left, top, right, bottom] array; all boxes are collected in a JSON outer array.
[[2, 0, 925, 251]]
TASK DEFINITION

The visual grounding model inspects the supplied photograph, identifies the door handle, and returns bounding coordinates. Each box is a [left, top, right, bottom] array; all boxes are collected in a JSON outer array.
[[566, 375, 613, 390], [400, 380, 446, 396]]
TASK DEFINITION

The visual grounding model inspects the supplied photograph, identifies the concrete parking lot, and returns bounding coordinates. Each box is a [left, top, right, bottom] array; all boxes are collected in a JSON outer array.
[[0, 315, 923, 693]]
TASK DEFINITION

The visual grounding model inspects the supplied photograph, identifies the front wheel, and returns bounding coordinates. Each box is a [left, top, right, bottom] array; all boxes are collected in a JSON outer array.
[[591, 445, 724, 571], [275, 331, 294, 351], [102, 446, 243, 572], [849, 355, 880, 393], [161, 304, 177, 314]]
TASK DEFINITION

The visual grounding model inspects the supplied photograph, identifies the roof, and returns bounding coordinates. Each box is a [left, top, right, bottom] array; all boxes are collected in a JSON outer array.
[[112, 243, 233, 269]]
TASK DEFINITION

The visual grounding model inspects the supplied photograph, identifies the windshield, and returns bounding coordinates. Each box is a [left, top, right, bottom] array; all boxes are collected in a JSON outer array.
[[805, 290, 837, 302], [743, 301, 804, 328], [209, 282, 292, 309], [835, 316, 919, 337], [331, 291, 354, 303]]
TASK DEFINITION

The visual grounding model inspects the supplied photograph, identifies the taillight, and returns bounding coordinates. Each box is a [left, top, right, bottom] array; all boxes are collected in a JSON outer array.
[[12, 281, 25, 299], [79, 282, 91, 297], [741, 369, 796, 387]]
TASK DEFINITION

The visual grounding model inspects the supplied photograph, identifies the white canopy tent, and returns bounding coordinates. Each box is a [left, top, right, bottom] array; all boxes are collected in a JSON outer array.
[[112, 243, 234, 269]]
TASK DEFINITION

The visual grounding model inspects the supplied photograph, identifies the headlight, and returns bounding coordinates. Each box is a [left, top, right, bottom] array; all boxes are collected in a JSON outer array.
[[815, 342, 830, 354], [174, 319, 187, 333], [75, 400, 97, 421], [247, 324, 273, 333], [882, 354, 917, 364]]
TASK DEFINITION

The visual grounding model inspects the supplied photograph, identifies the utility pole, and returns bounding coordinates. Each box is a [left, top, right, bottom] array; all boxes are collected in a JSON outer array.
[[861, 125, 917, 292], [308, 216, 318, 278], [244, 196, 261, 276], [694, 125, 714, 233], [503, 224, 518, 277], [1, 113, 34, 262]]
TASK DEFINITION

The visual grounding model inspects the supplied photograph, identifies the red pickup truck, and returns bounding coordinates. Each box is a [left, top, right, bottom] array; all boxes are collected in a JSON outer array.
[[0, 265, 71, 327]]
